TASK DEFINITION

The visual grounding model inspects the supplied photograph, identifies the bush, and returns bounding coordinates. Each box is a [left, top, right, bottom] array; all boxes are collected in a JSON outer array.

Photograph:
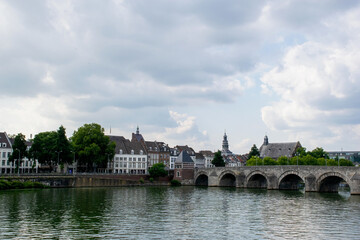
[[139, 178, 144, 184], [148, 163, 168, 179], [149, 177, 154, 183], [263, 157, 278, 165], [170, 180, 181, 186], [0, 180, 46, 190]]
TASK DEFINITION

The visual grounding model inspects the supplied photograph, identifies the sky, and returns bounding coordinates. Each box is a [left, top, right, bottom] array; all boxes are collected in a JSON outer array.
[[1, 0, 360, 153]]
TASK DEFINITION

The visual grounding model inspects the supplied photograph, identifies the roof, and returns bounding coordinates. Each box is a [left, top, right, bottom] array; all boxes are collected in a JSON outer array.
[[0, 132, 12, 148], [132, 133, 144, 142], [175, 145, 195, 155], [195, 152, 205, 160], [259, 142, 301, 159], [175, 150, 194, 163], [199, 150, 214, 157], [109, 135, 146, 155], [145, 141, 170, 152]]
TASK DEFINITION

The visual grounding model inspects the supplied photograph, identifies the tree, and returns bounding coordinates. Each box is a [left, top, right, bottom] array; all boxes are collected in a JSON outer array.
[[148, 163, 167, 178], [71, 123, 116, 172], [277, 156, 289, 165], [248, 144, 260, 159], [30, 131, 57, 169], [9, 133, 28, 173], [295, 147, 307, 157], [309, 147, 329, 159], [246, 156, 262, 166], [263, 157, 278, 165], [56, 125, 73, 165], [211, 150, 225, 167]]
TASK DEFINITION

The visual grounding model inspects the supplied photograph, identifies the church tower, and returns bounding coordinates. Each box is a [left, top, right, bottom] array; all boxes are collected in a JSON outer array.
[[221, 131, 232, 156]]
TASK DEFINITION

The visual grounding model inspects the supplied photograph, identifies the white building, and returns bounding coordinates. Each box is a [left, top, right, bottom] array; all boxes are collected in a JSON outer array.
[[109, 136, 148, 174], [0, 132, 39, 174]]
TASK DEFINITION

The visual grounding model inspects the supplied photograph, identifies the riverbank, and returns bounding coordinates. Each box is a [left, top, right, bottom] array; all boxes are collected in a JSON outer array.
[[0, 174, 173, 188], [0, 179, 48, 190]]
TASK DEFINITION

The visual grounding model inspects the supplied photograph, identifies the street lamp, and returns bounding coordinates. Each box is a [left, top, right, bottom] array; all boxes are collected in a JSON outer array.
[[15, 148, 21, 176], [55, 151, 62, 173], [71, 151, 76, 175]]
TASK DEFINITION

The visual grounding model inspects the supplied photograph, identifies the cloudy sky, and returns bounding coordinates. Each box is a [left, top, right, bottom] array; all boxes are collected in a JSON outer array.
[[1, 0, 360, 153]]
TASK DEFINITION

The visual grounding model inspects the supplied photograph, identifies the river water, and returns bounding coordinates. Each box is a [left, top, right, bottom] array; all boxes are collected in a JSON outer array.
[[0, 187, 359, 239]]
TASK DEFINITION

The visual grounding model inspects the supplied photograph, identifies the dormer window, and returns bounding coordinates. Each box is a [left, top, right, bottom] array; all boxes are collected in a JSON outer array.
[[131, 150, 134, 155], [2, 143, 6, 147], [119, 149, 123, 154], [140, 150, 143, 155]]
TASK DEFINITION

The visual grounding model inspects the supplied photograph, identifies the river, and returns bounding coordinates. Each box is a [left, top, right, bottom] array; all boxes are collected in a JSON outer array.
[[0, 187, 359, 239]]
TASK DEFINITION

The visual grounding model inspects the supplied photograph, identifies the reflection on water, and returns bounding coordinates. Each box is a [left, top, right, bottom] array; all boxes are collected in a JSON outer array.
[[0, 187, 359, 239]]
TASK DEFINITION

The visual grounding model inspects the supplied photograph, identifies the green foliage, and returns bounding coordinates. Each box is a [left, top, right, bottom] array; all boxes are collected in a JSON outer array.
[[71, 123, 116, 171], [211, 150, 225, 167], [295, 147, 307, 157], [148, 163, 168, 178], [326, 159, 337, 166], [170, 179, 181, 186], [248, 144, 260, 159], [246, 156, 262, 166], [277, 156, 289, 165], [9, 133, 28, 172], [263, 157, 278, 165], [304, 155, 318, 165], [0, 180, 46, 190], [339, 159, 354, 166], [149, 177, 154, 183], [30, 131, 58, 166], [309, 147, 329, 159], [139, 178, 144, 184], [56, 125, 73, 164]]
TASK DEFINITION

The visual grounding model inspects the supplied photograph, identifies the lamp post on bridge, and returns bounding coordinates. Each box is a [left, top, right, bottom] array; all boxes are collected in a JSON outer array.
[[15, 148, 21, 176]]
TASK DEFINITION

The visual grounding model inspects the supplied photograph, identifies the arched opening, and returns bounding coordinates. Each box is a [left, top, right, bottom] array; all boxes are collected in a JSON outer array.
[[247, 174, 267, 189], [279, 174, 304, 190], [195, 174, 208, 186], [319, 176, 350, 193], [219, 173, 236, 187]]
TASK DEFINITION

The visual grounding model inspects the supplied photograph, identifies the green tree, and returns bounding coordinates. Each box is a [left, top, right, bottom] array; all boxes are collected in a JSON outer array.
[[30, 131, 57, 168], [295, 147, 307, 157], [248, 144, 260, 159], [326, 159, 337, 166], [71, 123, 115, 172], [246, 156, 262, 166], [263, 156, 278, 165], [211, 150, 225, 167], [309, 147, 329, 159], [148, 163, 168, 178], [304, 155, 318, 165], [9, 133, 28, 173], [277, 156, 289, 165], [339, 159, 354, 166], [56, 125, 73, 165]]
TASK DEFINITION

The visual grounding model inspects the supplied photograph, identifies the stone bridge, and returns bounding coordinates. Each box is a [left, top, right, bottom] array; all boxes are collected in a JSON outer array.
[[194, 166, 360, 194]]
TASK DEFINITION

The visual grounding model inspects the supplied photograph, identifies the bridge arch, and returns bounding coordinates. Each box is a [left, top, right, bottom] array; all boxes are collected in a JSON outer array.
[[316, 172, 350, 193], [195, 171, 209, 186], [219, 170, 236, 187], [246, 170, 268, 189], [278, 171, 305, 190]]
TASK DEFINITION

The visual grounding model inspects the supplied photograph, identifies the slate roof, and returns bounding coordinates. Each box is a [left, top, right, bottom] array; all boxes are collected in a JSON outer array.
[[109, 135, 146, 155], [195, 152, 205, 160], [259, 142, 301, 159], [175, 150, 194, 163], [175, 145, 195, 156], [145, 141, 170, 152], [199, 150, 214, 157], [0, 132, 12, 148], [132, 133, 144, 142]]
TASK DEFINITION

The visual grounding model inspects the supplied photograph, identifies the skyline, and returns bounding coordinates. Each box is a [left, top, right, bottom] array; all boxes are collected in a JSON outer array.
[[1, 1, 360, 153]]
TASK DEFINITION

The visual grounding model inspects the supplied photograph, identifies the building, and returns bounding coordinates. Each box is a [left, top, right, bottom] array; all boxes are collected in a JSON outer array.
[[0, 132, 39, 174], [169, 148, 180, 170], [221, 131, 233, 157], [175, 145, 196, 162], [109, 135, 148, 174], [259, 135, 302, 159], [173, 150, 194, 182], [327, 151, 360, 162], [194, 152, 205, 168], [131, 126, 170, 168], [199, 150, 214, 168]]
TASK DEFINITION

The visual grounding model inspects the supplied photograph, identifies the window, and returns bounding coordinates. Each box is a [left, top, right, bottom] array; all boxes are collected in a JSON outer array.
[[142, 163, 145, 168], [7, 160, 9, 166], [2, 160, 5, 166], [2, 152, 5, 158], [138, 158, 141, 162], [7, 152, 10, 157], [119, 149, 123, 154], [124, 163, 127, 168], [124, 157, 127, 161], [129, 157, 132, 161], [142, 158, 145, 162], [131, 150, 134, 155], [140, 150, 143, 155], [115, 157, 119, 161], [176, 171, 180, 177]]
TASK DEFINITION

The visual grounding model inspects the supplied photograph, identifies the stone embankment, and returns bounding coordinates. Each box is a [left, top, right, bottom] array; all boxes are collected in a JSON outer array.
[[1, 174, 171, 188]]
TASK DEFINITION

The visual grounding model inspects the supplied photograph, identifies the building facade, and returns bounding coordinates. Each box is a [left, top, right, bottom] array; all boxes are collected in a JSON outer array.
[[259, 135, 302, 159]]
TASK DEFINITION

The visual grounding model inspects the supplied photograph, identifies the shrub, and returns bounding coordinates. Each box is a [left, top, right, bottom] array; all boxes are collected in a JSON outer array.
[[149, 177, 154, 183], [139, 178, 144, 184], [170, 179, 181, 186]]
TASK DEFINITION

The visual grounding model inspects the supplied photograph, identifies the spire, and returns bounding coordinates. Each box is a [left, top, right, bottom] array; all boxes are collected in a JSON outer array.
[[264, 135, 269, 145], [136, 125, 139, 135]]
